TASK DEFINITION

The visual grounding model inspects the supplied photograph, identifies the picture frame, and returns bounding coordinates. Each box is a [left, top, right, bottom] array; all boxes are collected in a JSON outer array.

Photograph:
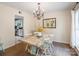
[[43, 18, 56, 28]]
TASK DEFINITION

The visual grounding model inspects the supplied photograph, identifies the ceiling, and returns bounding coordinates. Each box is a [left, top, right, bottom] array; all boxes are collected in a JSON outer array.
[[0, 2, 76, 13]]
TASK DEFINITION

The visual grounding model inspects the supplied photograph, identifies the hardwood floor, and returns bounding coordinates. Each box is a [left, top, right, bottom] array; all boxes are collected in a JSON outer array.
[[2, 41, 78, 56], [53, 42, 78, 56], [4, 42, 32, 56]]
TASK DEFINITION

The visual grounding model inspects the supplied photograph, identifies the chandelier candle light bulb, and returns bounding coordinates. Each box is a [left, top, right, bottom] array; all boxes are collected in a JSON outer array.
[[33, 3, 44, 20]]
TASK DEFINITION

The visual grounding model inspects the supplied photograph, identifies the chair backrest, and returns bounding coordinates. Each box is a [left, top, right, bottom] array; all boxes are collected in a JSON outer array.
[[0, 44, 3, 50], [43, 34, 53, 44], [0, 39, 4, 51]]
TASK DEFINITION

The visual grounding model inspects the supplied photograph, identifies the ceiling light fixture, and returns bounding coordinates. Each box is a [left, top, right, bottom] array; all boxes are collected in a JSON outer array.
[[33, 3, 44, 20]]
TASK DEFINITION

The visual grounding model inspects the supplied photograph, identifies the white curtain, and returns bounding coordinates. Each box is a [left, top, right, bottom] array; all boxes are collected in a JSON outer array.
[[71, 10, 76, 48], [75, 8, 79, 50]]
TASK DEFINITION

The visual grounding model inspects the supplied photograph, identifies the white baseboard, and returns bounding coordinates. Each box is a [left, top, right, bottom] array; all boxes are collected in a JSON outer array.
[[53, 40, 69, 45], [4, 41, 21, 50]]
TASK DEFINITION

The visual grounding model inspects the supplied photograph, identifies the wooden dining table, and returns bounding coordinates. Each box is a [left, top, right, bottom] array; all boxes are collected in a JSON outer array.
[[20, 36, 43, 47], [19, 35, 44, 55], [18, 34, 54, 55]]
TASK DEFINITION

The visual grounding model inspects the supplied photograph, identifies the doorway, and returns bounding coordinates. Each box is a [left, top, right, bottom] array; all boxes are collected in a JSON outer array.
[[15, 15, 24, 37]]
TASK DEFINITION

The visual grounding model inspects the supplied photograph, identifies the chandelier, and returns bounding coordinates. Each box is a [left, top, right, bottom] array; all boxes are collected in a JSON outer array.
[[33, 3, 44, 20]]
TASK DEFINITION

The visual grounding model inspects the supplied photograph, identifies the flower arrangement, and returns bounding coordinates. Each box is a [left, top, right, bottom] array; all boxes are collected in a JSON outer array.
[[36, 27, 44, 32]]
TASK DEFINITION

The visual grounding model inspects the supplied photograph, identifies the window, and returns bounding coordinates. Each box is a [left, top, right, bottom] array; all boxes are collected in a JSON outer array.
[[75, 8, 79, 50]]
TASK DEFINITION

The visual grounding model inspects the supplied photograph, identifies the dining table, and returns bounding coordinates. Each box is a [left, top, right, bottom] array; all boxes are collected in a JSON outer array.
[[18, 34, 54, 55]]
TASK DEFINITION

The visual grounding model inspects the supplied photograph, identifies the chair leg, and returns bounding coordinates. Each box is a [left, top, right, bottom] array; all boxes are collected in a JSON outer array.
[[0, 50, 5, 56]]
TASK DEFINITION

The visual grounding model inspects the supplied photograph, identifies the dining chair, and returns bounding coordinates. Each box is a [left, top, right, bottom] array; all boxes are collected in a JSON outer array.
[[0, 43, 4, 56], [36, 42, 52, 55]]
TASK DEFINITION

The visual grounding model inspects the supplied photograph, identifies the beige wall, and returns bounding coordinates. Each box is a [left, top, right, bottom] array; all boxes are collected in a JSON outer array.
[[0, 4, 35, 49], [35, 10, 71, 44]]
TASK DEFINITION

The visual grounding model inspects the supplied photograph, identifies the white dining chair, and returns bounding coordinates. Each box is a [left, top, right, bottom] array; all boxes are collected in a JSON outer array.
[[0, 42, 4, 56], [36, 34, 54, 56]]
